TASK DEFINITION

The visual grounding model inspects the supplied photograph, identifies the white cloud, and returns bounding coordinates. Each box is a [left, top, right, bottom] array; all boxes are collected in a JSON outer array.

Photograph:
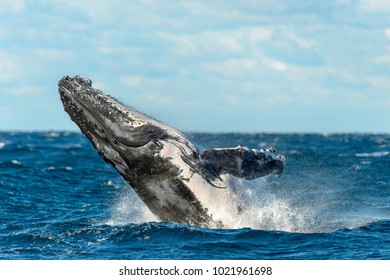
[[359, 0, 390, 12], [61, 0, 119, 22], [140, 0, 158, 6], [120, 75, 143, 87], [364, 75, 390, 89], [335, 0, 354, 5], [159, 33, 198, 55], [5, 86, 43, 97], [0, 52, 16, 82], [22, 28, 64, 41], [182, 1, 212, 16], [0, 27, 7, 39], [270, 61, 288, 71], [218, 36, 242, 53], [202, 58, 257, 77], [181, 1, 262, 22], [374, 54, 390, 63], [143, 94, 173, 106], [385, 28, 390, 39], [0, 0, 25, 13], [97, 46, 149, 55], [120, 75, 166, 91], [33, 48, 74, 60], [160, 27, 273, 56], [248, 27, 274, 43], [223, 94, 242, 107], [284, 32, 315, 49], [160, 31, 243, 55], [373, 45, 390, 64]]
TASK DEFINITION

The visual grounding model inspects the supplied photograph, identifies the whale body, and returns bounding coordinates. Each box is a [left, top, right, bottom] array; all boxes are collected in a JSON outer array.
[[58, 75, 285, 227]]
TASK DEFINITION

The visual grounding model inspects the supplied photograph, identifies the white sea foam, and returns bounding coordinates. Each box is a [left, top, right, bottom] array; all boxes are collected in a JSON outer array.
[[355, 151, 389, 158], [47, 132, 61, 138], [0, 142, 5, 149], [11, 160, 21, 165]]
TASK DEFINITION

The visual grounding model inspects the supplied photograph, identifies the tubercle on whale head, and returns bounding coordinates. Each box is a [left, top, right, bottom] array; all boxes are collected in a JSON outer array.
[[58, 75, 92, 87]]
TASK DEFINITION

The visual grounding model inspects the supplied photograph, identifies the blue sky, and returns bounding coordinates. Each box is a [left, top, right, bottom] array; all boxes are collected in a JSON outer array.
[[1, 0, 390, 133]]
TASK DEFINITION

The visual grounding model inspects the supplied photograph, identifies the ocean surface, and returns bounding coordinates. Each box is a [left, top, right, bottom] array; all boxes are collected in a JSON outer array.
[[0, 132, 389, 260]]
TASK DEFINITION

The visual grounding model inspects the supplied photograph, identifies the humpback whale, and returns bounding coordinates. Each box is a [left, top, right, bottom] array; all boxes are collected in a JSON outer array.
[[58, 75, 285, 227]]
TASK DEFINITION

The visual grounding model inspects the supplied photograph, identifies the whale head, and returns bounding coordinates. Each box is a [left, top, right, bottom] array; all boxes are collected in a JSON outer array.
[[58, 75, 170, 150]]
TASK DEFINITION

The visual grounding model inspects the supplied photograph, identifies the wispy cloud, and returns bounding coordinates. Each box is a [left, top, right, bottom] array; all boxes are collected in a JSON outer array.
[[0, 0, 25, 14], [0, 52, 16, 82], [359, 0, 390, 12], [270, 61, 288, 71], [0, 0, 389, 132], [33, 48, 74, 60], [202, 59, 258, 78], [143, 94, 173, 106], [385, 28, 390, 39], [5, 86, 44, 97], [160, 27, 273, 56], [120, 75, 143, 88]]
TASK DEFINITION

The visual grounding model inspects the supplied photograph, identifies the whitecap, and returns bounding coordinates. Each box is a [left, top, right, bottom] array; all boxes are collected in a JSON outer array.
[[47, 132, 61, 138], [355, 151, 389, 158], [11, 160, 21, 165], [288, 150, 302, 155], [0, 142, 5, 149]]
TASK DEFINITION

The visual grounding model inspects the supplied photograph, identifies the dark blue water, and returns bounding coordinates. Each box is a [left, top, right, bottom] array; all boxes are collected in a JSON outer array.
[[0, 132, 389, 259]]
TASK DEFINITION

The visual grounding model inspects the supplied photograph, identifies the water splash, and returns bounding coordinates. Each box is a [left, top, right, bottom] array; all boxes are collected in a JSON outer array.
[[105, 182, 155, 226], [104, 174, 377, 233], [208, 177, 321, 233]]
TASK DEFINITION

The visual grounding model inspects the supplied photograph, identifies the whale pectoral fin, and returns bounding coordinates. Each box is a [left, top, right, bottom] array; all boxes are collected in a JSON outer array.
[[200, 146, 285, 180], [200, 146, 248, 178]]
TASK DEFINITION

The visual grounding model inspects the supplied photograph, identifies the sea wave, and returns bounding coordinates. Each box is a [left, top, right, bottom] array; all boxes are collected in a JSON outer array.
[[355, 151, 389, 158]]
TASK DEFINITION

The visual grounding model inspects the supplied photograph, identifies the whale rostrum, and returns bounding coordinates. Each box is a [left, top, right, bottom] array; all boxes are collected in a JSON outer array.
[[58, 75, 285, 227]]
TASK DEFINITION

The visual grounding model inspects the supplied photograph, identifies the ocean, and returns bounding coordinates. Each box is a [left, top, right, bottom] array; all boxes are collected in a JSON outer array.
[[0, 132, 389, 260]]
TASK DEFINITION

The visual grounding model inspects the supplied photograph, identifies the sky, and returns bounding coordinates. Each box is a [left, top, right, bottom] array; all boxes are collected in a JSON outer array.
[[1, 0, 390, 133]]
